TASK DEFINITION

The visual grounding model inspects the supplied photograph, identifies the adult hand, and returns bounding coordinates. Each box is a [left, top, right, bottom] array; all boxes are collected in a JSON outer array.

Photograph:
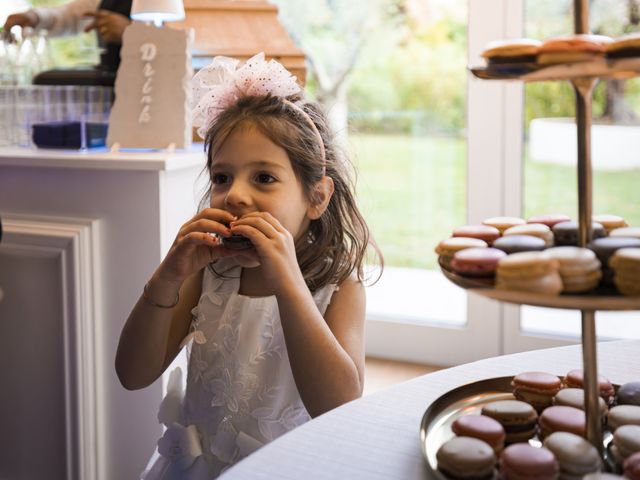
[[2, 11, 39, 41], [83, 9, 131, 43], [155, 209, 239, 287], [229, 212, 307, 296]]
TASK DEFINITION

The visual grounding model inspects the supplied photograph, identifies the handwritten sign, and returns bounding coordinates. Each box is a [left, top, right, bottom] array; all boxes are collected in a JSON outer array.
[[107, 23, 192, 149]]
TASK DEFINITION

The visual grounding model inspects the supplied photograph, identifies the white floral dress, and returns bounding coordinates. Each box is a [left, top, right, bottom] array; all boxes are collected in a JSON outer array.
[[141, 259, 337, 479]]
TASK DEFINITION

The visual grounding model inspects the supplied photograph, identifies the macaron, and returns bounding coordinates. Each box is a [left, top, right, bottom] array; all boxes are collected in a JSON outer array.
[[503, 223, 554, 247], [582, 474, 624, 480], [453, 225, 501, 245], [563, 369, 615, 405], [451, 247, 507, 277], [552, 220, 606, 246], [451, 414, 506, 453], [436, 436, 496, 479], [435, 237, 489, 270], [221, 234, 254, 250], [606, 32, 640, 59], [496, 251, 563, 296], [618, 382, 640, 406], [527, 213, 572, 229], [609, 405, 640, 432], [482, 216, 526, 234], [538, 34, 612, 65], [538, 405, 586, 440], [481, 38, 542, 64], [493, 235, 547, 255], [545, 246, 602, 293], [589, 238, 640, 286], [593, 214, 629, 234], [611, 424, 640, 465], [499, 443, 558, 480], [511, 371, 562, 412], [553, 388, 608, 418], [624, 451, 640, 480], [610, 227, 640, 239], [481, 399, 538, 444], [610, 248, 640, 296], [543, 431, 602, 479]]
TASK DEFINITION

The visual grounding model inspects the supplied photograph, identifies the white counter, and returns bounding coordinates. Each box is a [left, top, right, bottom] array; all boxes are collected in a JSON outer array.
[[0, 146, 207, 480]]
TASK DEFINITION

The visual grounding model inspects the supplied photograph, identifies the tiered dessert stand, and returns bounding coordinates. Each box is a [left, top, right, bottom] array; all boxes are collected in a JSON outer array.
[[441, 0, 640, 460]]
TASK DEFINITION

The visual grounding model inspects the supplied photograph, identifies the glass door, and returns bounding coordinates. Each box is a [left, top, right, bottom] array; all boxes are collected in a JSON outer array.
[[272, 0, 514, 365], [362, 0, 524, 365], [503, 0, 640, 354]]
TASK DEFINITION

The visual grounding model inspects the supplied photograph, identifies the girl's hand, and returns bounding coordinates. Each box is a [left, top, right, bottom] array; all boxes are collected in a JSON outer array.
[[156, 209, 237, 286], [229, 212, 307, 295]]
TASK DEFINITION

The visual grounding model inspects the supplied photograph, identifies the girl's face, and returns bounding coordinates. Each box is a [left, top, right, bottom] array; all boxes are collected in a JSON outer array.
[[209, 125, 312, 241]]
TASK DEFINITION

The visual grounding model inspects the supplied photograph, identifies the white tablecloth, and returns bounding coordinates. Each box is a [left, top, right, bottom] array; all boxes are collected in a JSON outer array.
[[220, 340, 640, 479]]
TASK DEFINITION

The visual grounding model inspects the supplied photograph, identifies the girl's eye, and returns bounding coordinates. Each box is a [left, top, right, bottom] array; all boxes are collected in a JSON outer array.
[[212, 173, 230, 184], [256, 173, 276, 184]]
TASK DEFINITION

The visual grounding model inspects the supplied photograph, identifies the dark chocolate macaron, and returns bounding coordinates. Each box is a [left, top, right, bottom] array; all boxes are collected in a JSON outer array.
[[221, 234, 254, 250], [493, 235, 547, 254], [500, 443, 558, 480], [553, 220, 606, 246], [618, 382, 640, 407], [481, 400, 538, 444], [589, 237, 640, 266]]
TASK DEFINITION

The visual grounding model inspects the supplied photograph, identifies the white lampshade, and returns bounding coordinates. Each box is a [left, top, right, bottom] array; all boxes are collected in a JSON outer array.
[[130, 0, 185, 24], [0, 0, 29, 26]]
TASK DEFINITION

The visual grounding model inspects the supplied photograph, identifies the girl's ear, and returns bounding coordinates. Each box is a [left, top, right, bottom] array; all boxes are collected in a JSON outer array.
[[307, 176, 334, 220]]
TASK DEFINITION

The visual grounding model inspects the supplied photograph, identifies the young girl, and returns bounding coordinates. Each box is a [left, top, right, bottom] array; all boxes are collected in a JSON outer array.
[[116, 53, 382, 479]]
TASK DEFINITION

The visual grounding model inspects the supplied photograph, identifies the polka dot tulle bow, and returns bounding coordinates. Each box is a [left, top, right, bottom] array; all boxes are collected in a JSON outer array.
[[191, 52, 301, 138]]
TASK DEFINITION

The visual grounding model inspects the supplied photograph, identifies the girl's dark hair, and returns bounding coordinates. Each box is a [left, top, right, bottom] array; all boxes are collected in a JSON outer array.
[[200, 94, 383, 291]]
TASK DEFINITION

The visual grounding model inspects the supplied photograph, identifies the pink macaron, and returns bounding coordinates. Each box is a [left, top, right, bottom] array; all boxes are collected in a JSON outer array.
[[451, 247, 507, 277], [624, 451, 640, 480], [527, 213, 572, 228], [453, 225, 501, 245], [500, 443, 559, 480]]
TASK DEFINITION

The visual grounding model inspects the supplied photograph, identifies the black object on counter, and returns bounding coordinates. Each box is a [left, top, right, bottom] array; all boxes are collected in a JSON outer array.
[[32, 121, 109, 149], [33, 67, 117, 87]]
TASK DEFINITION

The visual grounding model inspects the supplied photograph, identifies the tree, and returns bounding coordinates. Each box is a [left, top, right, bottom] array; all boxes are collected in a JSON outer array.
[[270, 0, 406, 137]]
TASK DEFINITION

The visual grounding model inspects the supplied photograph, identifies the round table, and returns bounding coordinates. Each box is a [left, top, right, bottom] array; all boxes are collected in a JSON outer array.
[[220, 340, 640, 480]]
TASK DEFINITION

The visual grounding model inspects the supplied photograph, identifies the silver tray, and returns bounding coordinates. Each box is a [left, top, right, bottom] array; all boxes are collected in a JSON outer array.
[[419, 376, 616, 479]]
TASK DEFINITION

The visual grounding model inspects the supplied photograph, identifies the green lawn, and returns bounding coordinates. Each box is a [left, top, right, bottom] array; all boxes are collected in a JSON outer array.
[[349, 133, 640, 270]]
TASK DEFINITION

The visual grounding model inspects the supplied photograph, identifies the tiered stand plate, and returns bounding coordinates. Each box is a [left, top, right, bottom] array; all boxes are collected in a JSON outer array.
[[440, 266, 640, 311], [470, 57, 640, 81], [419, 376, 619, 479], [422, 1, 640, 473]]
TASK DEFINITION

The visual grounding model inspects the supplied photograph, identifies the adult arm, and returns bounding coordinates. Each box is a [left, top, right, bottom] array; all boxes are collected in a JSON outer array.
[[31, 0, 99, 37]]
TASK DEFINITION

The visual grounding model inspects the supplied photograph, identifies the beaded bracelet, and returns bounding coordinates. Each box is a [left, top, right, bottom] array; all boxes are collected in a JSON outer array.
[[142, 282, 179, 309]]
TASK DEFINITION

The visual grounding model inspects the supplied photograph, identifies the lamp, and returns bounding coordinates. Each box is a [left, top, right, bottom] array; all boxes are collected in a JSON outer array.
[[106, 2, 192, 149], [130, 0, 185, 27]]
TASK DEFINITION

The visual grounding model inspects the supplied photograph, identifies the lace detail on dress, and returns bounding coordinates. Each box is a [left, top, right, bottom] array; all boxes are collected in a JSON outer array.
[[142, 259, 337, 479]]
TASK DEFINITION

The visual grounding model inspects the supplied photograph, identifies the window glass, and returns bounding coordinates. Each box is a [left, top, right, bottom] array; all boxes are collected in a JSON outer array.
[[522, 0, 640, 339], [274, 0, 468, 325]]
